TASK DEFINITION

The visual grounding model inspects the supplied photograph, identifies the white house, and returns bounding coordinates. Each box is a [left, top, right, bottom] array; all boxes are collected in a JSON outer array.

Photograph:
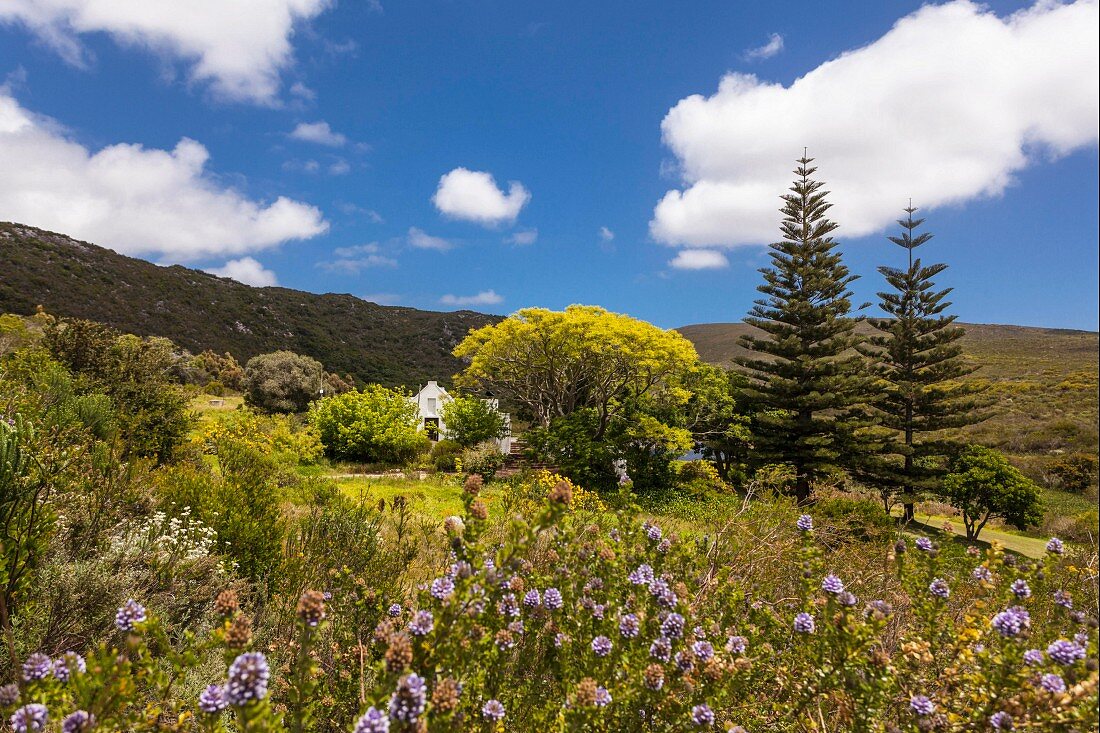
[[410, 381, 512, 453]]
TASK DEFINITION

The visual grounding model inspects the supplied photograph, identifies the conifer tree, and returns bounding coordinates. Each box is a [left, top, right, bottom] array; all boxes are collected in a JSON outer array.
[[738, 155, 878, 504], [863, 206, 988, 520]]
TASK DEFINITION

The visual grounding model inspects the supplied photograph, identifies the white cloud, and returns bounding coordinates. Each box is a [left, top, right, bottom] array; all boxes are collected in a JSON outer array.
[[0, 90, 328, 261], [743, 33, 784, 60], [290, 120, 346, 147], [317, 243, 396, 273], [0, 0, 331, 104], [432, 167, 530, 226], [206, 256, 279, 286], [440, 290, 503, 307], [407, 226, 454, 251], [506, 228, 538, 245], [652, 0, 1099, 249], [598, 226, 614, 242], [328, 159, 350, 175], [669, 249, 729, 270]]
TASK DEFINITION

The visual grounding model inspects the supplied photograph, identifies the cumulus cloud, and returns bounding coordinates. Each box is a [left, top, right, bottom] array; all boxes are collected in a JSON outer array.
[[290, 120, 346, 147], [0, 90, 327, 261], [440, 290, 503, 307], [206, 256, 279, 286], [407, 226, 454, 251], [0, 0, 331, 104], [432, 167, 530, 226], [651, 0, 1099, 249], [506, 228, 538, 245], [743, 33, 784, 60], [669, 249, 729, 270], [317, 242, 396, 273]]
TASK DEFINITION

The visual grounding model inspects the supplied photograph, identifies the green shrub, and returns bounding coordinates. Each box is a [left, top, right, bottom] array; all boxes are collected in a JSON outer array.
[[309, 385, 429, 465], [460, 440, 506, 481], [942, 445, 1044, 540], [243, 350, 324, 413], [812, 495, 897, 544], [1048, 452, 1098, 493], [430, 439, 463, 472], [439, 396, 507, 447], [672, 459, 730, 497]]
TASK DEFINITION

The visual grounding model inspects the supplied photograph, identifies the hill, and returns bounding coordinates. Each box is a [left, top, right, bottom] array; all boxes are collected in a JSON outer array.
[[0, 222, 500, 387], [678, 321, 1100, 461]]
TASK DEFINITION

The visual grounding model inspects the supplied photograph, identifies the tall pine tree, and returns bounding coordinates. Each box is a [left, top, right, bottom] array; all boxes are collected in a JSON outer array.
[[738, 155, 878, 504], [863, 205, 988, 520]]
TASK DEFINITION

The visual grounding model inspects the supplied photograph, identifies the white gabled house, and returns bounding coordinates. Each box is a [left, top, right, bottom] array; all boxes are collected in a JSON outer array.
[[410, 381, 512, 453]]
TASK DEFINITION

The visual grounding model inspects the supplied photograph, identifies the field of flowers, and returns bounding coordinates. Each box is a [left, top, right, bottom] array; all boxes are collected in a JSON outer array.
[[5, 472, 1097, 733]]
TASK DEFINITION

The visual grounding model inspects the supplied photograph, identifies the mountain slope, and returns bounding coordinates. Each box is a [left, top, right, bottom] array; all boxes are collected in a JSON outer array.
[[677, 321, 1099, 459], [0, 222, 499, 387]]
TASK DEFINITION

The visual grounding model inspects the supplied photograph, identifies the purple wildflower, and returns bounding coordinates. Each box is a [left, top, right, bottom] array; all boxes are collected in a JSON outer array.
[[628, 564, 655, 586], [990, 711, 1013, 730], [591, 635, 613, 657], [10, 704, 48, 733], [114, 599, 146, 631], [1023, 649, 1044, 666], [691, 704, 715, 727], [387, 603, 402, 617], [389, 674, 427, 723], [481, 699, 505, 721], [649, 636, 672, 662], [837, 591, 858, 607], [909, 695, 935, 716], [1046, 537, 1065, 555], [594, 686, 612, 707], [1047, 639, 1086, 666], [430, 577, 454, 601], [523, 589, 541, 608], [928, 578, 950, 599], [409, 610, 434, 637], [226, 652, 270, 706], [794, 612, 815, 634], [972, 566, 993, 583], [199, 684, 228, 714], [646, 523, 663, 541], [796, 514, 813, 532], [619, 613, 640, 638], [991, 607, 1031, 638], [51, 653, 86, 683], [657, 538, 672, 553], [61, 710, 94, 733], [725, 635, 747, 655], [543, 587, 563, 610], [692, 640, 714, 661], [353, 707, 389, 733], [674, 651, 693, 672], [821, 574, 845, 595], [497, 594, 520, 618], [1039, 673, 1066, 694], [649, 579, 678, 608], [915, 537, 934, 552], [21, 653, 52, 682], [1054, 589, 1073, 609], [1010, 579, 1031, 599], [661, 613, 685, 639], [0, 684, 19, 707]]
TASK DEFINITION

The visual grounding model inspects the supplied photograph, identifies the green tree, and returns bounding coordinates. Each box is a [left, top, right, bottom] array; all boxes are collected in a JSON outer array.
[[862, 206, 989, 519], [941, 445, 1043, 540], [244, 350, 325, 413], [682, 364, 754, 485], [440, 396, 508, 447], [737, 155, 878, 504], [309, 385, 429, 464]]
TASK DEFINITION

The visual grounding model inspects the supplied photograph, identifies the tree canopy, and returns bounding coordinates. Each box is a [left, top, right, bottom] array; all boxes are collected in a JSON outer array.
[[941, 445, 1043, 540]]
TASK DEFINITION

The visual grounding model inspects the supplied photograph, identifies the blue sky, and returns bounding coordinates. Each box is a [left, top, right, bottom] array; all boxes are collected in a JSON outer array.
[[1, 0, 1097, 330]]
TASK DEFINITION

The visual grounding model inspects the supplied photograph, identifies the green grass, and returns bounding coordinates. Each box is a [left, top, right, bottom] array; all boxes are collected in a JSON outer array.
[[904, 513, 1050, 558], [333, 474, 513, 520]]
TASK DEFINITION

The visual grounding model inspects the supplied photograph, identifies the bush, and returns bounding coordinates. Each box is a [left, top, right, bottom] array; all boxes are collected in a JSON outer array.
[[460, 441, 506, 481], [243, 350, 324, 413], [672, 460, 730, 497], [309, 385, 429, 465], [439, 396, 508, 447], [812, 495, 897, 544], [196, 409, 324, 466], [942, 445, 1044, 540], [1048, 452, 1098, 493], [430, 439, 463, 472]]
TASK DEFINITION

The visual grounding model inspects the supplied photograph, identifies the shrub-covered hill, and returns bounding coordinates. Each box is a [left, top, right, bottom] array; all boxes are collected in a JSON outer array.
[[678, 321, 1100, 459], [0, 222, 501, 388]]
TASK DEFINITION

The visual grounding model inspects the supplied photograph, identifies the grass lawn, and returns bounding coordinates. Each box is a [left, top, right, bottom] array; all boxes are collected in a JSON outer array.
[[333, 474, 515, 521], [904, 513, 1050, 558]]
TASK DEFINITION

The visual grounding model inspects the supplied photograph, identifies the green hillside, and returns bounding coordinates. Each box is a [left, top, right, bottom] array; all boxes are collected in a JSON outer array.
[[0, 222, 500, 388], [677, 321, 1099, 461]]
